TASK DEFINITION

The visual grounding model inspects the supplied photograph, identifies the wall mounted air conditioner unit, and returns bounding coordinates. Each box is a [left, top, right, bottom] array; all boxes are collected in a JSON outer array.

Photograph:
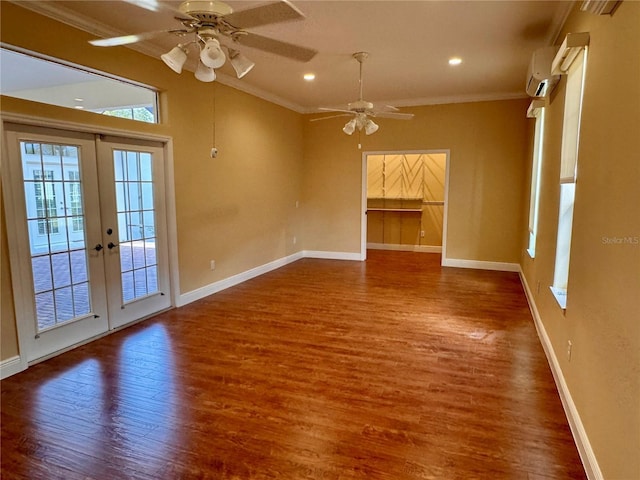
[[526, 46, 560, 98]]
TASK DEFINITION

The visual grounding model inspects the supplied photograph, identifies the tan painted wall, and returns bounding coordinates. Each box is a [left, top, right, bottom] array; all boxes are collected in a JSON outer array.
[[1, 182, 18, 360], [520, 2, 640, 478], [1, 3, 303, 360], [303, 98, 530, 262]]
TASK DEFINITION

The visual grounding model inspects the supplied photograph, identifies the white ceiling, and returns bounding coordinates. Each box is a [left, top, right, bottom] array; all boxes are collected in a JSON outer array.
[[9, 0, 573, 113]]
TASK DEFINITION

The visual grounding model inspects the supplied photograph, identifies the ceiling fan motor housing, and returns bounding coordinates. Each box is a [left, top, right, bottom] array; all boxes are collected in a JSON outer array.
[[348, 100, 374, 113], [179, 1, 233, 22]]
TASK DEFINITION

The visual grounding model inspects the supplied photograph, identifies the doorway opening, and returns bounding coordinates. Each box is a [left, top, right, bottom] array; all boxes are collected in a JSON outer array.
[[361, 151, 449, 259]]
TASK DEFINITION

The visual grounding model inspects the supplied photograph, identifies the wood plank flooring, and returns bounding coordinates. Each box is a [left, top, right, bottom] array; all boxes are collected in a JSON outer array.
[[1, 251, 587, 479]]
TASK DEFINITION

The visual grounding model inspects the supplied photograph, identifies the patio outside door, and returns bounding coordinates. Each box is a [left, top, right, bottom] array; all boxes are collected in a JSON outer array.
[[4, 124, 170, 363]]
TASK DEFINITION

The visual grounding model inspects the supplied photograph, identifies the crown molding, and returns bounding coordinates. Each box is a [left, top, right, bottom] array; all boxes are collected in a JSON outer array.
[[301, 91, 529, 115], [9, 0, 162, 59], [547, 1, 576, 45], [214, 73, 306, 113], [7, 0, 545, 116], [8, 0, 308, 113]]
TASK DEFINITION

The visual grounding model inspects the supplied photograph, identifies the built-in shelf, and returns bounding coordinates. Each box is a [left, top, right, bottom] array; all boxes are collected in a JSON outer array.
[[367, 197, 429, 214], [367, 208, 423, 213], [366, 198, 444, 213], [367, 197, 423, 201]]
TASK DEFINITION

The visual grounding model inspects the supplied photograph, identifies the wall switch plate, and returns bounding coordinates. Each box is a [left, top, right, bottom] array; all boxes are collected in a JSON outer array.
[[420, 230, 425, 238], [567, 340, 572, 361], [210, 260, 216, 271]]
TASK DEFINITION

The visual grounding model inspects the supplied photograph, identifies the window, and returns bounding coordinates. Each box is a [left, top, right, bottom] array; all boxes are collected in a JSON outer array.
[[98, 107, 156, 123], [527, 106, 545, 258], [67, 171, 84, 232], [33, 170, 59, 235], [551, 47, 587, 309], [0, 46, 159, 124]]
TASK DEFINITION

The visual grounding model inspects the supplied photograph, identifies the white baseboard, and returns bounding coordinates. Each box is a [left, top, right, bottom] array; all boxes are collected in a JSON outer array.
[[303, 250, 364, 261], [367, 243, 442, 253], [1, 355, 26, 379], [177, 251, 304, 307], [442, 257, 520, 272], [178, 250, 364, 306], [179, 251, 520, 307], [519, 271, 602, 480]]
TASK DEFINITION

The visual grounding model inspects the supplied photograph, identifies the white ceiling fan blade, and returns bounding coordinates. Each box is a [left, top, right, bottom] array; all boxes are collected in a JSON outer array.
[[380, 104, 400, 112], [236, 32, 317, 62], [224, 1, 305, 29], [373, 112, 415, 120], [123, 0, 162, 12], [318, 107, 353, 114], [310, 114, 352, 122], [123, 0, 195, 20], [89, 29, 177, 47]]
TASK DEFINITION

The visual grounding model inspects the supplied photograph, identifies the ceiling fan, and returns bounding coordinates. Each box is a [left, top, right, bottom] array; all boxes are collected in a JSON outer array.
[[312, 52, 414, 135], [89, 0, 318, 82]]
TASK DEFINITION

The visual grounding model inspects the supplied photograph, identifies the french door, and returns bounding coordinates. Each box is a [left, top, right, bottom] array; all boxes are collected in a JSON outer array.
[[4, 124, 171, 363], [97, 136, 170, 329]]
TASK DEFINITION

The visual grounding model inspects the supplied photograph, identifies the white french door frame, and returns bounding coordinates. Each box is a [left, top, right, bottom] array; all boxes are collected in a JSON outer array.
[[360, 149, 451, 263], [1, 113, 180, 374], [96, 135, 171, 329]]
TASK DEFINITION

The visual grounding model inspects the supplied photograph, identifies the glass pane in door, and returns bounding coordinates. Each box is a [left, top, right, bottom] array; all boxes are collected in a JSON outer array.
[[20, 141, 91, 332], [113, 150, 158, 303]]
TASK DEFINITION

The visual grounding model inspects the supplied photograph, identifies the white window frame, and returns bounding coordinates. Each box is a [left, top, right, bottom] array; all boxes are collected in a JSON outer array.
[[551, 47, 588, 309], [527, 106, 545, 258], [0, 45, 159, 124]]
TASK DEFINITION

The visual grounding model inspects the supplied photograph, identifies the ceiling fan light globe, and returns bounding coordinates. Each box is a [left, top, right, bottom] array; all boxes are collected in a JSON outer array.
[[195, 60, 216, 82], [343, 118, 357, 135], [200, 38, 226, 69], [364, 119, 379, 135], [229, 51, 255, 79], [161, 45, 188, 74]]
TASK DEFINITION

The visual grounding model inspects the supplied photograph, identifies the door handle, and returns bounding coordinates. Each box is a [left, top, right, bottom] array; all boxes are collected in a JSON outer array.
[[107, 242, 119, 250], [93, 244, 104, 252]]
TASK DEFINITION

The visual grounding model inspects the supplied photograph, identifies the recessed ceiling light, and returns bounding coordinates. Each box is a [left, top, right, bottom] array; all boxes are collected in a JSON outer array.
[[449, 57, 462, 66], [74, 98, 84, 102], [74, 105, 84, 109], [303, 73, 316, 81]]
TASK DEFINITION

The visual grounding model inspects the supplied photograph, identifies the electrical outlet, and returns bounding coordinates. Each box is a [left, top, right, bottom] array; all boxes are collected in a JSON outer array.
[[567, 340, 572, 362], [210, 260, 216, 271]]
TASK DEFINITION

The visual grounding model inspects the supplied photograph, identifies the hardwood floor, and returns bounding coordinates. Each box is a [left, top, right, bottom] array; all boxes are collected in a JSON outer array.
[[1, 251, 586, 479]]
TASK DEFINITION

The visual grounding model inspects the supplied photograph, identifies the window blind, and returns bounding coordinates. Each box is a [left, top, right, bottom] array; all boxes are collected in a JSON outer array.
[[559, 49, 586, 183], [528, 108, 545, 235]]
